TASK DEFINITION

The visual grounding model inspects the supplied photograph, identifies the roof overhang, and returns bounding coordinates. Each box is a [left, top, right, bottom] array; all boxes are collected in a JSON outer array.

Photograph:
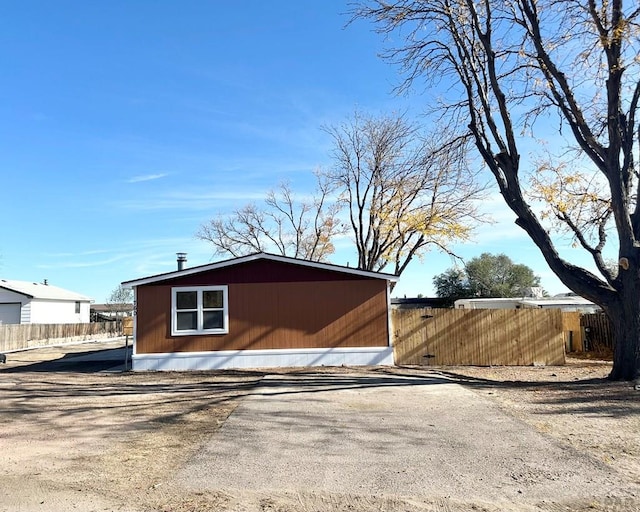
[[0, 285, 33, 299], [0, 279, 92, 301], [122, 252, 399, 288]]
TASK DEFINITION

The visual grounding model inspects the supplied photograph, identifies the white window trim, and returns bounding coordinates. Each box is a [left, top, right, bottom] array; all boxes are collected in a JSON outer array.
[[171, 285, 229, 336]]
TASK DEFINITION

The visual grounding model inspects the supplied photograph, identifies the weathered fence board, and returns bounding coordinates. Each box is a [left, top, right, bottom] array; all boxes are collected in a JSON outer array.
[[0, 322, 120, 352], [562, 312, 583, 352], [393, 308, 566, 366], [122, 316, 134, 336], [581, 313, 614, 351]]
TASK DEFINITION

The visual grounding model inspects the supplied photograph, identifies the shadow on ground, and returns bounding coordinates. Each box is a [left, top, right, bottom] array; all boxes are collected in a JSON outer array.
[[0, 347, 132, 373]]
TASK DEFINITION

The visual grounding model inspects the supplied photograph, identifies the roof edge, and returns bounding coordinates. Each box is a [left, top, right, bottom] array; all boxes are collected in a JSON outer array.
[[0, 284, 33, 299], [122, 252, 399, 288]]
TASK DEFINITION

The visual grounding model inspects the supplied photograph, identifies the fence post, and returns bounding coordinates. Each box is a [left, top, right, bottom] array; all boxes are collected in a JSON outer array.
[[122, 317, 134, 371]]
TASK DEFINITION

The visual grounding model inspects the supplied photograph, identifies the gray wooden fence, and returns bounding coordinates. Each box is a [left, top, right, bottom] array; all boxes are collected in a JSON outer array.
[[0, 322, 120, 352]]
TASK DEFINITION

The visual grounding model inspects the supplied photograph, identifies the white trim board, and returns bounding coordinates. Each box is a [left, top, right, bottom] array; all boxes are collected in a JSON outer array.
[[132, 346, 394, 371]]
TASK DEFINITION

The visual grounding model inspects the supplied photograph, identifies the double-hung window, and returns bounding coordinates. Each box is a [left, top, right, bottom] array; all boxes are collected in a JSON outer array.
[[171, 285, 228, 336]]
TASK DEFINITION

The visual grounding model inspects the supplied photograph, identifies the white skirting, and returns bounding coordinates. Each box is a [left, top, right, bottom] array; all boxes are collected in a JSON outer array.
[[132, 346, 394, 371]]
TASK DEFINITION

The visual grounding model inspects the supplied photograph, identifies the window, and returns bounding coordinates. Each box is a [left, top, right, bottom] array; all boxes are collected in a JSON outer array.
[[75, 301, 81, 314], [171, 286, 228, 336]]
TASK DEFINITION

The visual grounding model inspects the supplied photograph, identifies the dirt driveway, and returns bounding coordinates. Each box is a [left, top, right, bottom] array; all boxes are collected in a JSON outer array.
[[1, 341, 639, 512]]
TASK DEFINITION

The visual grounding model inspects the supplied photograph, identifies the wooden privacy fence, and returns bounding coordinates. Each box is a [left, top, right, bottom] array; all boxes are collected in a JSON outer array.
[[0, 322, 120, 352], [393, 308, 566, 366], [581, 313, 614, 351], [561, 311, 583, 352]]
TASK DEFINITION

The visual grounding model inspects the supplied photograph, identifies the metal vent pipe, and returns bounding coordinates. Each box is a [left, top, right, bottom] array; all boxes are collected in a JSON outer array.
[[177, 252, 187, 271]]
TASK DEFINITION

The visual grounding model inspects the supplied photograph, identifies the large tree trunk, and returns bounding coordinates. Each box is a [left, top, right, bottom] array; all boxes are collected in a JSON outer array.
[[606, 281, 640, 382]]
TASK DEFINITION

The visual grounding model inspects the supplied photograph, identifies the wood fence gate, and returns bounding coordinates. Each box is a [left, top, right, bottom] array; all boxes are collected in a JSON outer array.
[[392, 308, 566, 366]]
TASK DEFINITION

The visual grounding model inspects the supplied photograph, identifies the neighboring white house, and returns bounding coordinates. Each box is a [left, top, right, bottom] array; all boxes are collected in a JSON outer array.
[[454, 294, 600, 313], [0, 279, 92, 324]]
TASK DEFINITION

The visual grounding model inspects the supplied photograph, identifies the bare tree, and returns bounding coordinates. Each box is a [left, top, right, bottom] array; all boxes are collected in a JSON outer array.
[[106, 285, 133, 319], [197, 173, 345, 262], [354, 0, 640, 380], [324, 111, 487, 277]]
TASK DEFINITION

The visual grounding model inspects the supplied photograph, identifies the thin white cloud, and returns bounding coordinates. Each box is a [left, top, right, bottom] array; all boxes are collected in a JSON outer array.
[[127, 173, 169, 183], [43, 249, 112, 258], [36, 254, 130, 269], [35, 238, 210, 275], [113, 190, 270, 211]]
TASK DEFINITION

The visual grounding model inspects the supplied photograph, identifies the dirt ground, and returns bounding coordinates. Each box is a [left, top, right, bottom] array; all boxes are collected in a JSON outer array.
[[1, 341, 639, 512]]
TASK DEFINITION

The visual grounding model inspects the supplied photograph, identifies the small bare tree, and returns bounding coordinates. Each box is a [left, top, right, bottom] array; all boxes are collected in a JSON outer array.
[[324, 111, 487, 277], [197, 173, 346, 262], [106, 285, 133, 320]]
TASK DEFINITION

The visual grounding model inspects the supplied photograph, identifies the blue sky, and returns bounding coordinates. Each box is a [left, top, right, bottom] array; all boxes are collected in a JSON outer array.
[[0, 1, 584, 302]]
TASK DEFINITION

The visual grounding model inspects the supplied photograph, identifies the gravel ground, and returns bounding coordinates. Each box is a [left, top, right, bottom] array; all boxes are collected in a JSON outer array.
[[432, 357, 640, 487], [176, 371, 639, 511], [0, 342, 638, 512]]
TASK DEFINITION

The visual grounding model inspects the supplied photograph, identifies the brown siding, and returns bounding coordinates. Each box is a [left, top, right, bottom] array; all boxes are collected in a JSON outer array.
[[135, 279, 389, 354]]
